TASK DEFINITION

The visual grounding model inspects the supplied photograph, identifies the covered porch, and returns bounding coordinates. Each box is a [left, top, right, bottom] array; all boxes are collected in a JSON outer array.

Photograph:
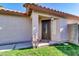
[[31, 11, 60, 47]]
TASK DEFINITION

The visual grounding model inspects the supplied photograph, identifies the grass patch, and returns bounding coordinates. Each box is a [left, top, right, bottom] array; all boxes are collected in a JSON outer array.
[[0, 43, 79, 56]]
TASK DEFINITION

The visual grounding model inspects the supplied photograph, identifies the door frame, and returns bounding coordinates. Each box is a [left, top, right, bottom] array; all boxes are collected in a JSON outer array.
[[41, 19, 51, 40]]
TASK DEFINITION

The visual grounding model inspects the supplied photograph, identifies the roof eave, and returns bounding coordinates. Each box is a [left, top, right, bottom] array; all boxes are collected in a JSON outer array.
[[23, 3, 79, 19]]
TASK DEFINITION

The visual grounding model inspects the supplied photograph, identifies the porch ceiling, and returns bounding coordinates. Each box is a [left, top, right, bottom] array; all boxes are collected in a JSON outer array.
[[39, 15, 51, 20]]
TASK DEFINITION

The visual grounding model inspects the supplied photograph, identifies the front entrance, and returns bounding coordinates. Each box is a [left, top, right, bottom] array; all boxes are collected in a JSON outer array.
[[42, 20, 51, 40]]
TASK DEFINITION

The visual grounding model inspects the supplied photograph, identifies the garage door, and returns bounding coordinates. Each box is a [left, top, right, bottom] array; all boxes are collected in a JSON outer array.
[[0, 15, 32, 45]]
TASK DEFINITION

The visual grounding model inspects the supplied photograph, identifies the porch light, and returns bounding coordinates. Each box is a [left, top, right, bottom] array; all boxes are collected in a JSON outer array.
[[60, 28, 64, 32], [0, 27, 3, 30]]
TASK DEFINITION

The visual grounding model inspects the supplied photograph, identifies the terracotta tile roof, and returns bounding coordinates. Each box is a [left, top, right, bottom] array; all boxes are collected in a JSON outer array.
[[23, 3, 79, 19], [0, 9, 27, 17]]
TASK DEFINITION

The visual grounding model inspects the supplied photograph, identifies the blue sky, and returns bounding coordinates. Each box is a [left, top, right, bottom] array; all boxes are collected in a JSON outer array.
[[0, 3, 79, 16]]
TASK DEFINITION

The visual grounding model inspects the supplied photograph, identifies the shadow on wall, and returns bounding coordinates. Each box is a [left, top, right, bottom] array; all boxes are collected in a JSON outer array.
[[0, 41, 32, 51]]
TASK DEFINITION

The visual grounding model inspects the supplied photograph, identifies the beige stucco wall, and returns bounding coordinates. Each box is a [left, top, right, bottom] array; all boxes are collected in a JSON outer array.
[[59, 18, 68, 42], [39, 18, 42, 40], [0, 15, 32, 44], [50, 18, 68, 43], [67, 19, 79, 24], [51, 18, 59, 42]]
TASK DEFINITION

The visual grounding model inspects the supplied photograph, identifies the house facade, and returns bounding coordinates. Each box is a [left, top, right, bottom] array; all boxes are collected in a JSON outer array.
[[0, 3, 79, 49]]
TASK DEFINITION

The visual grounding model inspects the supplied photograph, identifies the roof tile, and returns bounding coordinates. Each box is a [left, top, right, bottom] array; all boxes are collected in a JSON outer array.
[[24, 3, 79, 19]]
